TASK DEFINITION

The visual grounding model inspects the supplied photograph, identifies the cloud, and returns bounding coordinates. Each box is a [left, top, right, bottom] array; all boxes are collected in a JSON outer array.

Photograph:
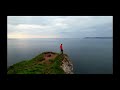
[[7, 16, 113, 38], [15, 24, 50, 30]]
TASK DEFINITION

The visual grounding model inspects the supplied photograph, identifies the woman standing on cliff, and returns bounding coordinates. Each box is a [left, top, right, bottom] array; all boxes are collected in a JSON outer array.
[[60, 44, 63, 54]]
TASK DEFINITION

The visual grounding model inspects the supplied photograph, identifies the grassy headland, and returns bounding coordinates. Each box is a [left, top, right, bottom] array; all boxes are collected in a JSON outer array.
[[7, 52, 65, 74]]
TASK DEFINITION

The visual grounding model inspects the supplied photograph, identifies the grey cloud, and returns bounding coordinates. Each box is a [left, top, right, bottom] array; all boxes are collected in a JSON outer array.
[[7, 16, 113, 38]]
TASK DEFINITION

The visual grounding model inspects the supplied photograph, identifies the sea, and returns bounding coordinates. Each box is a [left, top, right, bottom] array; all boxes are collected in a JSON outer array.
[[7, 38, 113, 74]]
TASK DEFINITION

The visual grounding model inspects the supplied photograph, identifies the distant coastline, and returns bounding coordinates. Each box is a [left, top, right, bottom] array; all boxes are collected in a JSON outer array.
[[84, 37, 112, 39]]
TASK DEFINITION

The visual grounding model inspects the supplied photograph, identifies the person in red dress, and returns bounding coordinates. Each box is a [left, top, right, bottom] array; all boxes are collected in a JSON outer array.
[[60, 44, 63, 54]]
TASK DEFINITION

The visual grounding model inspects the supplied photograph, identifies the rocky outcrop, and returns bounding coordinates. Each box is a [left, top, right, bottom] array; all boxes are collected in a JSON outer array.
[[60, 54, 73, 74]]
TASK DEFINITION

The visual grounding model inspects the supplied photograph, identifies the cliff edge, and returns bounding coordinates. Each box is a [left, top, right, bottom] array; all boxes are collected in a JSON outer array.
[[7, 52, 73, 74], [60, 54, 73, 74]]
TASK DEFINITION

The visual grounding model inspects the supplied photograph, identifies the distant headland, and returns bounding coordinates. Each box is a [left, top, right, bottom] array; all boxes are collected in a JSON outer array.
[[84, 37, 112, 39]]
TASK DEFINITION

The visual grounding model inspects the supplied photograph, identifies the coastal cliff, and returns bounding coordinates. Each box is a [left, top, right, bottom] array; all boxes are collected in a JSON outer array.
[[7, 52, 73, 74], [60, 54, 73, 74]]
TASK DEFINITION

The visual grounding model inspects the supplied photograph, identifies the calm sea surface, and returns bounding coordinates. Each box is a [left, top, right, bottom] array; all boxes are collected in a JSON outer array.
[[7, 38, 113, 74]]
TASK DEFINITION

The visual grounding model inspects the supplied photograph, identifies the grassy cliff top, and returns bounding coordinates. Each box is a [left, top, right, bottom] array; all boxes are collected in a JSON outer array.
[[7, 52, 68, 74]]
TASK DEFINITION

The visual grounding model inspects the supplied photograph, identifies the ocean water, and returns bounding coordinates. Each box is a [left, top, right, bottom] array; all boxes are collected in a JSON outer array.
[[7, 38, 113, 74]]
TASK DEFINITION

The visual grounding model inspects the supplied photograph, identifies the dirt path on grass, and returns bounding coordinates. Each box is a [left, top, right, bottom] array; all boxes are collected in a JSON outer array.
[[41, 52, 58, 64]]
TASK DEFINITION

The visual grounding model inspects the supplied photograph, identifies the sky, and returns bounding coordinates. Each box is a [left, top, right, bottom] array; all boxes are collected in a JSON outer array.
[[7, 16, 113, 38]]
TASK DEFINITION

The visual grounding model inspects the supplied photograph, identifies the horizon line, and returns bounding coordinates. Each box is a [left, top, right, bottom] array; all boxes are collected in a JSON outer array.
[[8, 37, 112, 39]]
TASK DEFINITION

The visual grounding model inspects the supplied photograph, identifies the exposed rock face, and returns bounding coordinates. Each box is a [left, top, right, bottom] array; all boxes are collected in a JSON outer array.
[[60, 54, 73, 74]]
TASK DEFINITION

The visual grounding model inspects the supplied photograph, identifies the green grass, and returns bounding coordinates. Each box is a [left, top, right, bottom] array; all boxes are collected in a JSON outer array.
[[7, 52, 65, 74]]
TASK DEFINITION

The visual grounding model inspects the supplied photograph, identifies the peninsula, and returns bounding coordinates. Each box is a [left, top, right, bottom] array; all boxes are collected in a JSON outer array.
[[7, 52, 73, 74], [84, 37, 112, 39]]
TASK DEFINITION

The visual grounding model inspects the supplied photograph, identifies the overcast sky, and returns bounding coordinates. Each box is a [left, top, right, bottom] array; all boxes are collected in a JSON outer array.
[[7, 16, 113, 38]]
